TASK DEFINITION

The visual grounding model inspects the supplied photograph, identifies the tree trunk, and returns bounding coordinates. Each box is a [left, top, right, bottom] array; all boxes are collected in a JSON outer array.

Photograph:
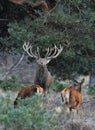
[[89, 65, 95, 87]]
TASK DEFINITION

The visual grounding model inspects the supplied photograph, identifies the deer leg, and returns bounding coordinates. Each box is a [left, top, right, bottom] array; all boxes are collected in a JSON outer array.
[[43, 89, 47, 97], [46, 87, 49, 94], [74, 102, 81, 114]]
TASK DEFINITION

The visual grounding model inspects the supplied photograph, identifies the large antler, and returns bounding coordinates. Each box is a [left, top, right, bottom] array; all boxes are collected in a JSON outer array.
[[23, 42, 63, 60], [23, 42, 40, 59], [45, 45, 63, 59]]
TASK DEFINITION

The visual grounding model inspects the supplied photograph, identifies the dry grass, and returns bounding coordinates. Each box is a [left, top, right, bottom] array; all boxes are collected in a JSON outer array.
[[0, 76, 95, 130]]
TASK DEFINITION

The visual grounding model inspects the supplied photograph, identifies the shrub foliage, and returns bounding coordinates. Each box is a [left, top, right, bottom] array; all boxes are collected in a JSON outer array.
[[0, 76, 24, 90], [0, 0, 95, 79], [88, 84, 95, 95], [0, 94, 58, 130]]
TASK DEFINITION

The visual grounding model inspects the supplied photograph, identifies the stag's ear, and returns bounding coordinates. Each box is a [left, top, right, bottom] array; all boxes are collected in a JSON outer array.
[[46, 58, 51, 64]]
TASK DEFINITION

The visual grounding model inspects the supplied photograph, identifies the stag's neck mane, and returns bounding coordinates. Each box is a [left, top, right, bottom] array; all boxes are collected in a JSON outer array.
[[34, 64, 49, 89], [37, 64, 48, 75]]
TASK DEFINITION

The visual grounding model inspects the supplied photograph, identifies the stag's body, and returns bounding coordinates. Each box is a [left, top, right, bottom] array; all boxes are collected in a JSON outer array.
[[61, 87, 82, 113], [23, 42, 63, 92], [34, 64, 52, 91]]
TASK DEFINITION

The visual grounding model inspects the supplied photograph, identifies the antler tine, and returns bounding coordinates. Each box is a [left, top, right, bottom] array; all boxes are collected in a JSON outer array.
[[37, 47, 40, 58], [51, 45, 58, 57], [23, 42, 30, 51], [46, 45, 63, 59], [45, 45, 57, 58], [23, 42, 37, 58], [53, 45, 63, 58], [45, 47, 49, 57], [45, 47, 52, 57], [29, 44, 37, 58], [34, 47, 40, 58], [34, 50, 38, 57]]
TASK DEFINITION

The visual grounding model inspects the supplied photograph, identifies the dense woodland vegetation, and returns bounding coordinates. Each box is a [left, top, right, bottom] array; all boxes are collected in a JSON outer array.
[[0, 0, 95, 81], [0, 1, 95, 130]]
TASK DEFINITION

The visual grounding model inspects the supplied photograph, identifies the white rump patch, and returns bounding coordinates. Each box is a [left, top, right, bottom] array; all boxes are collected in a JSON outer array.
[[63, 90, 70, 104], [37, 89, 40, 93], [65, 91, 70, 103]]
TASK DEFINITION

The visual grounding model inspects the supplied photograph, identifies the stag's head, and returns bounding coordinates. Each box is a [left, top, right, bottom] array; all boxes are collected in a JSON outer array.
[[23, 42, 63, 67]]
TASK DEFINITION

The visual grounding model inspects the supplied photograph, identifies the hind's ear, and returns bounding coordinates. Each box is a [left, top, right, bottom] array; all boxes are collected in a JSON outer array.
[[81, 78, 85, 84]]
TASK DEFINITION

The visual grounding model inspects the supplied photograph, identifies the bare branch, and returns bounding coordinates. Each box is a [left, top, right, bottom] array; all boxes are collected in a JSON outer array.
[[1, 54, 25, 80], [32, 1, 48, 13], [49, 0, 59, 13], [0, 19, 8, 21], [8, 0, 48, 18]]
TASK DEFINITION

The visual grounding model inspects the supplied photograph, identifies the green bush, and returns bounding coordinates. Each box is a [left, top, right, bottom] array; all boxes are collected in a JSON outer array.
[[88, 85, 95, 95], [0, 94, 58, 130], [0, 76, 24, 91], [51, 80, 70, 92]]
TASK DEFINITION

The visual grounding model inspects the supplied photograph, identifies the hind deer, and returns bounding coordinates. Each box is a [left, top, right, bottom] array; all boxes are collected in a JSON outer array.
[[61, 87, 82, 113], [23, 42, 63, 92], [61, 78, 85, 114], [14, 84, 43, 107]]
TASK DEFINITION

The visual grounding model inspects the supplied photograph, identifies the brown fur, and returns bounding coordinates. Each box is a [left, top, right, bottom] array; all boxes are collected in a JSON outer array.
[[46, 71, 52, 89], [14, 84, 43, 107], [23, 43, 63, 93], [61, 87, 82, 113], [34, 65, 52, 92]]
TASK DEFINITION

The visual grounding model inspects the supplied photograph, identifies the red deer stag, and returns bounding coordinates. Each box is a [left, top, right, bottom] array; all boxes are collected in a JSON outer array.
[[23, 42, 63, 92], [72, 78, 85, 93], [14, 84, 43, 107], [61, 87, 82, 113]]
